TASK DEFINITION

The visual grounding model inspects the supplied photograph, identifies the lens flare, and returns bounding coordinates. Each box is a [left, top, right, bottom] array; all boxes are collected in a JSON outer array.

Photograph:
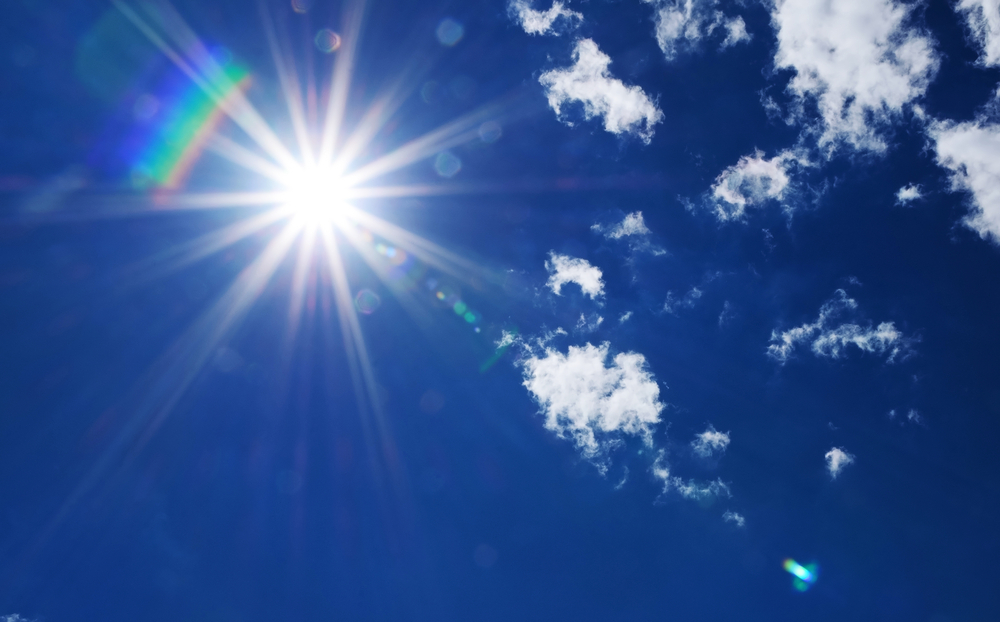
[[783, 559, 818, 592]]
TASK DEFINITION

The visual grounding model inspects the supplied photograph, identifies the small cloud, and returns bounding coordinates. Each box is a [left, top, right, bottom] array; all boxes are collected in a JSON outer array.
[[664, 287, 703, 314], [576, 313, 604, 332], [509, 0, 582, 36], [825, 447, 855, 479], [2, 616, 38, 622], [907, 408, 925, 425], [767, 289, 914, 364], [520, 342, 664, 463], [642, 0, 751, 60], [593, 211, 651, 239], [539, 38, 663, 143], [896, 184, 923, 205], [708, 150, 807, 222], [619, 311, 633, 324], [691, 425, 731, 458], [545, 252, 605, 299], [723, 510, 746, 527], [718, 301, 735, 326]]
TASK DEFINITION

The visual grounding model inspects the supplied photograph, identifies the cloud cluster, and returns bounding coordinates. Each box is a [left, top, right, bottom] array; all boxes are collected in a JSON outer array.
[[642, 0, 751, 60], [771, 0, 938, 154], [825, 447, 855, 478], [509, 0, 582, 36], [929, 119, 1000, 244], [958, 0, 1000, 66], [539, 39, 664, 143], [709, 150, 806, 221], [691, 425, 730, 457], [545, 252, 605, 299], [520, 342, 664, 460], [768, 289, 913, 363]]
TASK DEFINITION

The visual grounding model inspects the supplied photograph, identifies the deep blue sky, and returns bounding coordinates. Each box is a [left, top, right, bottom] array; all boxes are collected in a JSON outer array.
[[2, 0, 1000, 620]]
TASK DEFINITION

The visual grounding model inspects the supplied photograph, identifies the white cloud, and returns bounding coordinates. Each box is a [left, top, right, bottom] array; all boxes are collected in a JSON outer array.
[[718, 300, 735, 326], [907, 408, 925, 425], [825, 447, 855, 478], [709, 150, 804, 221], [576, 313, 604, 332], [767, 289, 912, 363], [896, 183, 923, 205], [619, 311, 633, 324], [642, 0, 751, 60], [545, 252, 605, 299], [509, 0, 582, 36], [539, 38, 663, 143], [771, 0, 938, 154], [929, 119, 1000, 244], [594, 211, 651, 239], [2, 616, 38, 622], [723, 510, 746, 527], [651, 452, 732, 499], [520, 342, 664, 460], [958, 0, 1000, 66], [692, 425, 730, 457], [664, 287, 703, 313]]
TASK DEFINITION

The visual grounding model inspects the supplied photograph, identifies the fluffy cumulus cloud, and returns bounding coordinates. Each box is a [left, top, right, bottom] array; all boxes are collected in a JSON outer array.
[[539, 39, 663, 143], [509, 0, 582, 36], [958, 0, 1000, 66], [825, 447, 855, 478], [768, 289, 913, 363], [520, 342, 664, 460], [709, 150, 806, 221], [896, 183, 923, 205], [545, 252, 605, 299], [771, 0, 938, 153], [929, 119, 1000, 243], [642, 0, 751, 60], [692, 425, 730, 457]]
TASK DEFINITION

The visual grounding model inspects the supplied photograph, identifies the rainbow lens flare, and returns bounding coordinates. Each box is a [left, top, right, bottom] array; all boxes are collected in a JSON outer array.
[[783, 559, 818, 592], [132, 62, 251, 189]]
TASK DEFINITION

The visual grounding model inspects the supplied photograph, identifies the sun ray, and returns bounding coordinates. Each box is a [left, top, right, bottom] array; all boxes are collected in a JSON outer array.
[[259, 0, 315, 164], [317, 0, 368, 166]]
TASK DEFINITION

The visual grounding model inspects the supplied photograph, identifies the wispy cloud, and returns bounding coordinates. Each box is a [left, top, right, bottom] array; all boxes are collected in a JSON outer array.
[[825, 447, 855, 478], [663, 287, 703, 314], [929, 118, 1000, 244], [592, 211, 666, 255], [691, 425, 730, 458], [723, 510, 746, 527], [509, 0, 582, 36], [957, 0, 1000, 66], [708, 150, 806, 221], [520, 342, 664, 463], [651, 451, 732, 499], [771, 0, 939, 154], [619, 311, 633, 324], [768, 289, 914, 364], [539, 39, 663, 143], [545, 251, 605, 299], [896, 183, 923, 205], [641, 0, 751, 60], [576, 313, 604, 332]]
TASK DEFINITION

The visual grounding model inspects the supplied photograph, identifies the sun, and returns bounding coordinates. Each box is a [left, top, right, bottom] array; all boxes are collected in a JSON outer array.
[[281, 165, 349, 226]]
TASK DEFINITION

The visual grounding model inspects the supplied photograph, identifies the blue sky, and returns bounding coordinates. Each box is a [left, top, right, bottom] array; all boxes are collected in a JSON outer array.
[[2, 0, 1000, 620]]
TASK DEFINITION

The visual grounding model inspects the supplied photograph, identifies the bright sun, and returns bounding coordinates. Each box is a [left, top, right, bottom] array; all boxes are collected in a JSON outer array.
[[282, 166, 348, 225]]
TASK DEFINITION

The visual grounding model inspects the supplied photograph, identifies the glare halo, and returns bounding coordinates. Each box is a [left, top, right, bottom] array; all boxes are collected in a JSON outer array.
[[281, 165, 349, 226]]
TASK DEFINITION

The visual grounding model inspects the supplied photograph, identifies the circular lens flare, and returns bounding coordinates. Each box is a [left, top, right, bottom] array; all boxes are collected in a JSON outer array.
[[283, 167, 346, 225]]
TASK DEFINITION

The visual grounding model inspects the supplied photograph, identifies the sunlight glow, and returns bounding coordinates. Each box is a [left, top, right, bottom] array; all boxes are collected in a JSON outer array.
[[282, 166, 348, 226]]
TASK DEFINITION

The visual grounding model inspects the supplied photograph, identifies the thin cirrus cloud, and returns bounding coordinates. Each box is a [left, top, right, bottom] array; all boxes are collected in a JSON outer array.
[[707, 149, 807, 221], [957, 0, 1000, 66], [651, 451, 732, 499], [723, 510, 746, 527], [771, 0, 939, 154], [519, 341, 664, 463], [545, 251, 605, 299], [929, 118, 1000, 244], [825, 447, 855, 478], [691, 425, 730, 458], [767, 289, 913, 364], [641, 0, 751, 60], [539, 38, 664, 143], [509, 0, 582, 36]]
